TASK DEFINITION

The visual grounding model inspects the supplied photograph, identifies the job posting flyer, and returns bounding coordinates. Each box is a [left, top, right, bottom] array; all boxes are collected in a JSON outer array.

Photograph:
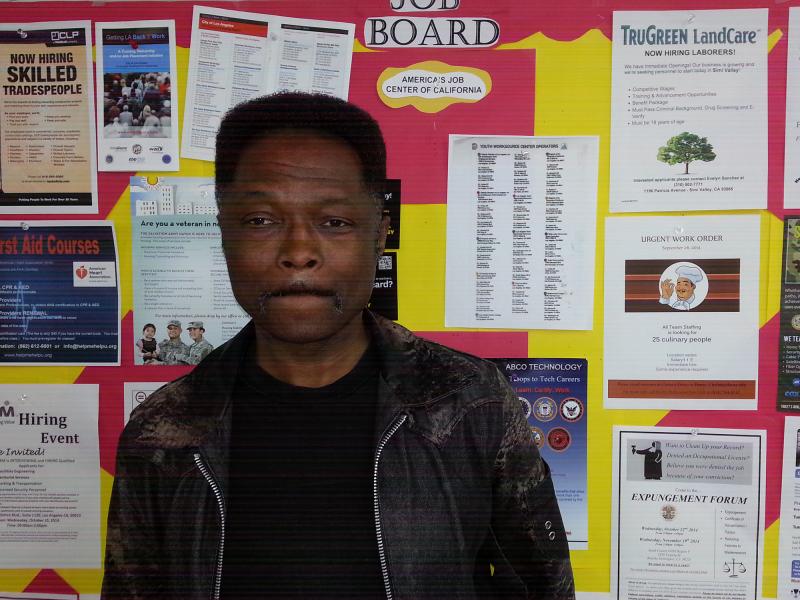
[[610, 9, 767, 212]]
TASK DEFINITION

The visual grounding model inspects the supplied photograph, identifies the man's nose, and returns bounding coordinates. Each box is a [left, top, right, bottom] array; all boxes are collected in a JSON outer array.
[[277, 223, 321, 270]]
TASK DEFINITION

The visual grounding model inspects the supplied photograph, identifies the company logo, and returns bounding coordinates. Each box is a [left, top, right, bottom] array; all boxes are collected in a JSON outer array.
[[529, 426, 545, 449], [533, 397, 557, 422], [132, 144, 143, 155], [559, 397, 584, 422], [73, 261, 116, 287], [547, 427, 571, 451], [0, 400, 14, 418], [149, 146, 163, 152], [793, 378, 800, 387], [51, 30, 80, 41], [786, 390, 800, 398], [518, 396, 531, 419], [661, 504, 676, 520]]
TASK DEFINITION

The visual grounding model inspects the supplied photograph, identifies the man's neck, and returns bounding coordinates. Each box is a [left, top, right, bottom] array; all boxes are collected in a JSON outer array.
[[253, 315, 371, 388]]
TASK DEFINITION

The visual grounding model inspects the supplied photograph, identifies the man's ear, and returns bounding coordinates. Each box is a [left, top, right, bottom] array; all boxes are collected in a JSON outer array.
[[375, 213, 390, 258]]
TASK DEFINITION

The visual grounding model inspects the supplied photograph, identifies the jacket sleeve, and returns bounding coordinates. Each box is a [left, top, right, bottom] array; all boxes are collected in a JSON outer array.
[[102, 428, 171, 599], [490, 380, 575, 600]]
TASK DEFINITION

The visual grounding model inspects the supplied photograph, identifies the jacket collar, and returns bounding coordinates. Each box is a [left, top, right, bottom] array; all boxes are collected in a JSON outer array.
[[165, 312, 483, 503], [135, 311, 482, 486], [364, 311, 479, 407], [186, 311, 480, 422]]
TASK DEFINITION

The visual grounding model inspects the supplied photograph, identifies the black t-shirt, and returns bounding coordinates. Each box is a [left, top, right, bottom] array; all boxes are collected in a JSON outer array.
[[221, 345, 385, 599]]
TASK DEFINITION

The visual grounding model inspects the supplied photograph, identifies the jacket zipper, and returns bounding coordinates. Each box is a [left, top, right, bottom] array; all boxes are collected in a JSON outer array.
[[194, 452, 226, 600], [373, 413, 408, 600]]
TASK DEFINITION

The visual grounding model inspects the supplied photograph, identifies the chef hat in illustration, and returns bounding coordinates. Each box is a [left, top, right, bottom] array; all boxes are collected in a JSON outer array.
[[675, 265, 703, 284]]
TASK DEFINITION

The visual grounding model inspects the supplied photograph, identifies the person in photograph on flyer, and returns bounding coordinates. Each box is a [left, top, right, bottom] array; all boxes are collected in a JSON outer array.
[[135, 323, 159, 364], [152, 319, 189, 365], [175, 320, 214, 366], [103, 92, 574, 599]]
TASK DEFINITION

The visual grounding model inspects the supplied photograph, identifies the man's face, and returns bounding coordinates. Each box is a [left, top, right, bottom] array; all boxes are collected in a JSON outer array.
[[188, 327, 203, 342], [167, 325, 181, 340], [675, 277, 695, 300], [218, 130, 388, 345]]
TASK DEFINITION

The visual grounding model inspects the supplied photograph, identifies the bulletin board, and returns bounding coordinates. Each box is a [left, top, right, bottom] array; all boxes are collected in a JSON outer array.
[[0, 0, 792, 597]]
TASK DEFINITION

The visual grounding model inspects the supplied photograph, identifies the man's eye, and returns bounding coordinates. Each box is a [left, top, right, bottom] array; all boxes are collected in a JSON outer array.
[[243, 216, 275, 226], [322, 218, 352, 228]]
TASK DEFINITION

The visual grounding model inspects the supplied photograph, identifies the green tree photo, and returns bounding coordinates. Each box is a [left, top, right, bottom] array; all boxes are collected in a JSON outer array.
[[656, 132, 716, 174]]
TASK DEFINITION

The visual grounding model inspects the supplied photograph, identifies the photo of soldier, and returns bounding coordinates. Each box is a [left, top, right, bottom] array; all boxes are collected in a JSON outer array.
[[150, 319, 189, 365], [175, 320, 214, 365]]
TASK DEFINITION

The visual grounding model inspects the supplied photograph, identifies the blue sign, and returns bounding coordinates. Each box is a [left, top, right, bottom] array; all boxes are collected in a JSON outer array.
[[493, 358, 588, 549], [0, 223, 119, 364]]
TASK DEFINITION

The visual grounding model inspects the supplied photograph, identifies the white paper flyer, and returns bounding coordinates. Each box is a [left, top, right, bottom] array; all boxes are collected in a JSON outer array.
[[0, 384, 100, 568], [130, 176, 249, 364], [610, 9, 767, 212], [612, 426, 765, 600], [181, 6, 354, 162], [604, 215, 760, 409], [786, 9, 800, 209], [122, 381, 165, 424], [445, 135, 599, 330]]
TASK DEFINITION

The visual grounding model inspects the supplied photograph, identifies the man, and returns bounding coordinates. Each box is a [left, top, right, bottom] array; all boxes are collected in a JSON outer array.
[[103, 92, 574, 599], [659, 264, 704, 310], [154, 319, 190, 365], [176, 320, 214, 365], [787, 251, 800, 283], [118, 104, 134, 127], [631, 441, 663, 480]]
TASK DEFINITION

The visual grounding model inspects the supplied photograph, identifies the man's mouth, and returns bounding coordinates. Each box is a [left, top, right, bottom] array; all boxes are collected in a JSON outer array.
[[257, 283, 343, 312]]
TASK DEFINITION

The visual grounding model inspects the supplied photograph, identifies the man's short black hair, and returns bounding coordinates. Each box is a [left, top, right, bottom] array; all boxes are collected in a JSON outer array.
[[215, 92, 387, 205]]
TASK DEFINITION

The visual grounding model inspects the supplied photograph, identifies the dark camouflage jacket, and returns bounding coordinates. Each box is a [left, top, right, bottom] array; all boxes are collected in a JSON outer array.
[[102, 312, 575, 599]]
